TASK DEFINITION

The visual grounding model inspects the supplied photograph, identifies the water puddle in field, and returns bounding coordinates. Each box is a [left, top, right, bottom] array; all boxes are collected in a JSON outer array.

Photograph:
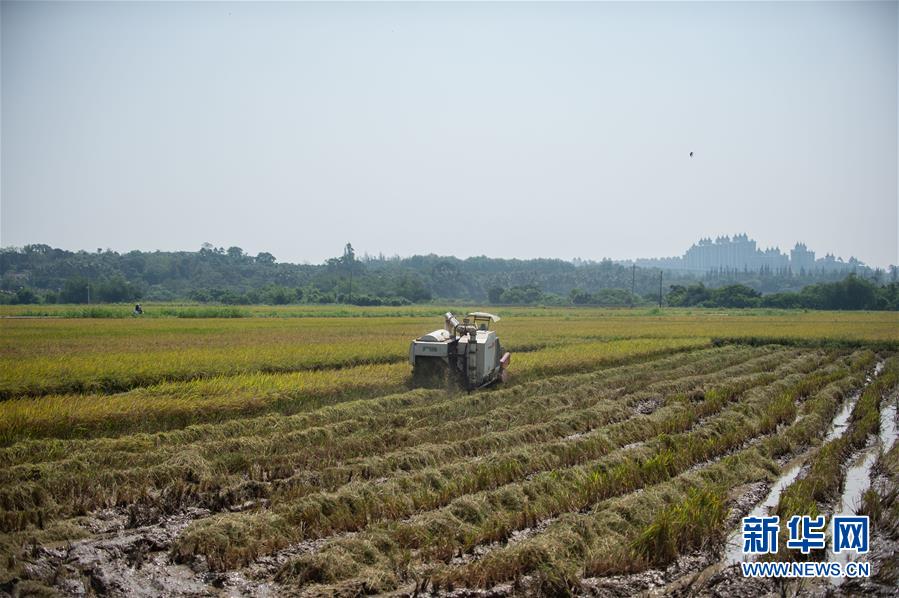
[[828, 399, 898, 587], [723, 361, 887, 568], [824, 398, 858, 442], [584, 361, 893, 598], [823, 361, 884, 443], [826, 448, 877, 585], [879, 400, 899, 450], [722, 458, 804, 566]]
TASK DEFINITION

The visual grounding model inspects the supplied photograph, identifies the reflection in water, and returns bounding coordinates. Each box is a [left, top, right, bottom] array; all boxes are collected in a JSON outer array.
[[828, 401, 898, 586], [723, 461, 803, 566]]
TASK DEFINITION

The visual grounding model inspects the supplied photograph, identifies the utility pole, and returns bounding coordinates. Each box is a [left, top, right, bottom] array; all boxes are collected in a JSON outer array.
[[631, 264, 636, 295], [343, 243, 354, 305], [658, 271, 663, 308]]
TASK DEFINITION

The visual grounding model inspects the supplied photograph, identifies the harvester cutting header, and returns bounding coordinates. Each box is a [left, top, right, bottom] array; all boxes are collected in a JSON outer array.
[[409, 312, 511, 390]]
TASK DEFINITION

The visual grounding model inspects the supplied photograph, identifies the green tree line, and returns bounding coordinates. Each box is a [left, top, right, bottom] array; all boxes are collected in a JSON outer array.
[[667, 276, 899, 310], [1, 244, 894, 309]]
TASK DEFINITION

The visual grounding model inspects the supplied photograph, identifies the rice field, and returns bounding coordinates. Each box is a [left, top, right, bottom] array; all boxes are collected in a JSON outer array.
[[0, 308, 897, 596]]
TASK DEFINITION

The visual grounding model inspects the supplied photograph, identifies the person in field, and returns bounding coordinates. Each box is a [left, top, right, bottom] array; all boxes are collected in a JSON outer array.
[[133, 304, 143, 316]]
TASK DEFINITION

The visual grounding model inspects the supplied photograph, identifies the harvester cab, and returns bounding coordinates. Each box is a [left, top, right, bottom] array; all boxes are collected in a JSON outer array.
[[410, 312, 511, 390]]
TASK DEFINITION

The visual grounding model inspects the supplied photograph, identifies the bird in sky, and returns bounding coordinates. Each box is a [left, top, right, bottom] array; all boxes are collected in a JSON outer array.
[[689, 151, 694, 158]]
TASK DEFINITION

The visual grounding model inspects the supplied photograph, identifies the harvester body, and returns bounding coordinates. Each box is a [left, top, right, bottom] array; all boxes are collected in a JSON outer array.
[[409, 312, 511, 390]]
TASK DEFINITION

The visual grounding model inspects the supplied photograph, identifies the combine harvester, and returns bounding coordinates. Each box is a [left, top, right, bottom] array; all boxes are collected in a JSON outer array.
[[409, 312, 511, 390]]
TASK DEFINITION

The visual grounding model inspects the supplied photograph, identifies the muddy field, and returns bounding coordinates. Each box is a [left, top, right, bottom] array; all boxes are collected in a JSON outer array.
[[1, 312, 898, 596]]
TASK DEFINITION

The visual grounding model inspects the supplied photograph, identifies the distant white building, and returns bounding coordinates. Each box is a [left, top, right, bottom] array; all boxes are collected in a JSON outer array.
[[634, 234, 860, 274], [790, 243, 816, 273]]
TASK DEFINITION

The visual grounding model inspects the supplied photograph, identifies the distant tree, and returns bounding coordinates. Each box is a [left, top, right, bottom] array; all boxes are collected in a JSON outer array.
[[301, 285, 332, 304], [431, 261, 459, 282], [488, 286, 506, 304], [263, 285, 292, 305], [667, 285, 688, 307], [190, 289, 212, 303], [833, 274, 877, 310], [394, 274, 431, 302], [12, 287, 39, 304], [314, 291, 335, 304], [255, 252, 276, 265], [350, 294, 382, 306], [707, 284, 760, 308], [60, 277, 90, 303], [342, 243, 355, 265], [591, 288, 641, 307], [569, 288, 591, 305], [501, 284, 543, 305], [96, 277, 140, 302], [217, 290, 243, 304], [666, 283, 713, 307], [759, 275, 883, 310], [23, 244, 52, 255]]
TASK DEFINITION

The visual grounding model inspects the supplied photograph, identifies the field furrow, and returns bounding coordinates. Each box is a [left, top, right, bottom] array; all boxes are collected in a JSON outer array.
[[175, 350, 860, 571], [0, 344, 756, 468], [0, 347, 786, 532], [287, 358, 881, 595]]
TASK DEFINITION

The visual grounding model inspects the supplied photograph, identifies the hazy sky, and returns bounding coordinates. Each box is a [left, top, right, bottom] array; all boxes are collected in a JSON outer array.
[[2, 1, 897, 266]]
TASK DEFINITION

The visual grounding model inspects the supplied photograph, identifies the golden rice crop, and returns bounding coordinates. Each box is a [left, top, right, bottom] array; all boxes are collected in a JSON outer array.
[[0, 337, 711, 445], [3, 308, 895, 398]]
